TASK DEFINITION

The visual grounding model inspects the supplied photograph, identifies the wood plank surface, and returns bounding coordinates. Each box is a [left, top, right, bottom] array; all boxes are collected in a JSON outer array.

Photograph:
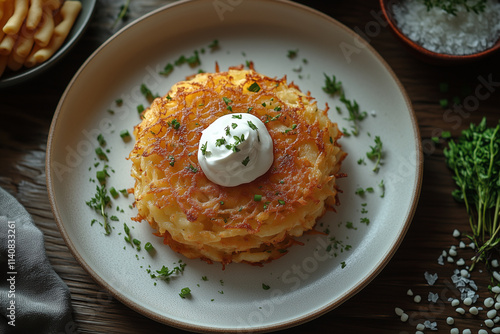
[[1, 0, 500, 333]]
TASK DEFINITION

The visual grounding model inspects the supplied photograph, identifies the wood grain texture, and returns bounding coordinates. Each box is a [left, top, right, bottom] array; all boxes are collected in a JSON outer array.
[[1, 0, 499, 333]]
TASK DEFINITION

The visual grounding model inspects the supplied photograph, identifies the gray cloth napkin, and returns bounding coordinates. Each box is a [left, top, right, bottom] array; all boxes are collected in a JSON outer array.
[[0, 187, 74, 334]]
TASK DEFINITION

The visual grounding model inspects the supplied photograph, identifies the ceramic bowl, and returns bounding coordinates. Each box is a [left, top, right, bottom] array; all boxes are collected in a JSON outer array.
[[380, 0, 500, 64]]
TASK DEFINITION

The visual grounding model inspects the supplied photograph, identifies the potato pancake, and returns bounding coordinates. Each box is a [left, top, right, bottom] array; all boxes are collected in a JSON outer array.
[[129, 67, 346, 266]]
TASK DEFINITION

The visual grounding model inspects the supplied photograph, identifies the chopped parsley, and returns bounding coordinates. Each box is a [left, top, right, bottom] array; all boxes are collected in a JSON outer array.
[[248, 82, 261, 92], [322, 73, 343, 96], [366, 136, 383, 172], [179, 287, 191, 299]]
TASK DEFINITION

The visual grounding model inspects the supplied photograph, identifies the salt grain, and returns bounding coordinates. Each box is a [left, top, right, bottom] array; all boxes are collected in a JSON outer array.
[[400, 313, 409, 322], [407, 289, 414, 296], [470, 306, 479, 315], [456, 258, 465, 266], [493, 259, 500, 268], [493, 286, 500, 294], [451, 299, 460, 307], [424, 320, 438, 330], [463, 329, 472, 334], [450, 329, 459, 334], [494, 271, 500, 282], [479, 330, 489, 334], [456, 307, 465, 315], [446, 316, 455, 325], [453, 229, 461, 237], [416, 323, 425, 330], [485, 297, 495, 308], [428, 292, 439, 303], [395, 307, 404, 316], [492, 328, 500, 333], [489, 310, 498, 319], [464, 297, 473, 306], [486, 319, 495, 327], [414, 295, 422, 303], [459, 241, 466, 248], [392, 0, 500, 55], [496, 302, 500, 310], [425, 272, 439, 285]]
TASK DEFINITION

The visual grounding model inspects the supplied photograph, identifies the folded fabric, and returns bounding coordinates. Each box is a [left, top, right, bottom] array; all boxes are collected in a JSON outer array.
[[0, 187, 74, 334]]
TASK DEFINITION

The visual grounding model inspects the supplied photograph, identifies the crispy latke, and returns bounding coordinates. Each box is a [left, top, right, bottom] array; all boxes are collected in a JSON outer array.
[[129, 67, 346, 266]]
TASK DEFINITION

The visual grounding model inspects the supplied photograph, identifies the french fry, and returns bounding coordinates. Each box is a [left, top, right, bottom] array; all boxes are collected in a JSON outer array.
[[7, 47, 24, 70], [13, 22, 34, 57], [26, 0, 61, 30], [3, 0, 28, 35], [0, 0, 14, 42], [33, 6, 54, 47], [30, 1, 81, 65], [0, 33, 17, 55]]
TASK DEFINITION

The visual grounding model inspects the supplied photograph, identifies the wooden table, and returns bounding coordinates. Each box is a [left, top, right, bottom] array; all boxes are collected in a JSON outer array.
[[1, 0, 499, 333]]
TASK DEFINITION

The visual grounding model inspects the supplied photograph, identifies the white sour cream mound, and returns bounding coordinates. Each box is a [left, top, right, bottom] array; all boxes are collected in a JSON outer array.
[[198, 113, 273, 187]]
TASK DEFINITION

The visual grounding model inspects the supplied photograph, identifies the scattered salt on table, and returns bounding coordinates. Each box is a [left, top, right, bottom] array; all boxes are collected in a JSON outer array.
[[424, 271, 438, 285]]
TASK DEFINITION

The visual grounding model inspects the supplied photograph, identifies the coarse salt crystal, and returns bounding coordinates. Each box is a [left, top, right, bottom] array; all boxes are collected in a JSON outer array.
[[456, 307, 465, 315], [424, 320, 438, 330], [492, 328, 500, 333], [493, 259, 500, 268], [451, 299, 460, 307], [425, 272, 438, 285], [486, 319, 495, 328], [414, 295, 422, 303], [463, 329, 472, 334], [428, 292, 439, 303], [479, 329, 489, 334], [453, 229, 460, 237], [450, 328, 459, 334], [446, 316, 455, 325], [407, 289, 413, 296], [489, 310, 498, 319], [460, 269, 469, 278], [485, 297, 495, 308], [400, 313, 409, 322], [464, 297, 473, 306], [395, 307, 404, 316], [456, 258, 465, 266], [494, 272, 500, 282], [416, 323, 425, 330], [469, 306, 479, 315]]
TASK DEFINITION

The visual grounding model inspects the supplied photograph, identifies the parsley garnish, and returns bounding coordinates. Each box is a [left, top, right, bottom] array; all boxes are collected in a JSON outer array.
[[366, 136, 383, 172], [248, 82, 261, 92], [242, 156, 250, 166], [86, 185, 112, 235], [322, 73, 343, 96]]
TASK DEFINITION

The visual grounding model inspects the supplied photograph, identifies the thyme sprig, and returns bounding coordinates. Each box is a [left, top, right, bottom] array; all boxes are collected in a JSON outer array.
[[444, 118, 500, 272]]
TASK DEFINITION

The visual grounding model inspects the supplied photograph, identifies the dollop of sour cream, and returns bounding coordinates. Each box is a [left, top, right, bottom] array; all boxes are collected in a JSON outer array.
[[198, 113, 273, 187]]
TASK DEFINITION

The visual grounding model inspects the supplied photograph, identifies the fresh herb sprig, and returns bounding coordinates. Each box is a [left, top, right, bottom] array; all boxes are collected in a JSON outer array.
[[86, 185, 112, 235], [423, 0, 486, 15], [366, 136, 383, 172], [444, 118, 500, 273]]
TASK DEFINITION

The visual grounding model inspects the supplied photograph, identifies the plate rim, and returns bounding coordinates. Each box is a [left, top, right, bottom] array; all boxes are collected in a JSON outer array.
[[46, 0, 423, 332]]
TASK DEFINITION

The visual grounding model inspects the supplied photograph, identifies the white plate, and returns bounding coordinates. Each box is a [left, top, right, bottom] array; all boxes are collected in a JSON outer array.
[[46, 0, 422, 332]]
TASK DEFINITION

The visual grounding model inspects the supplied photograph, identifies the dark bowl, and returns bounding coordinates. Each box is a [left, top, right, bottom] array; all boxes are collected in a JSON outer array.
[[379, 0, 500, 65], [0, 0, 96, 88]]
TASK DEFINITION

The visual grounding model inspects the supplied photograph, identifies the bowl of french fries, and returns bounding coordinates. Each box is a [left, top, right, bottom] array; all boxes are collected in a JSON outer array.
[[0, 0, 96, 87]]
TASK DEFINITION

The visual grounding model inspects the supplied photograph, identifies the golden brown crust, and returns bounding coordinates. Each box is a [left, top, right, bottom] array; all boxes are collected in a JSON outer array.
[[129, 68, 346, 265]]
